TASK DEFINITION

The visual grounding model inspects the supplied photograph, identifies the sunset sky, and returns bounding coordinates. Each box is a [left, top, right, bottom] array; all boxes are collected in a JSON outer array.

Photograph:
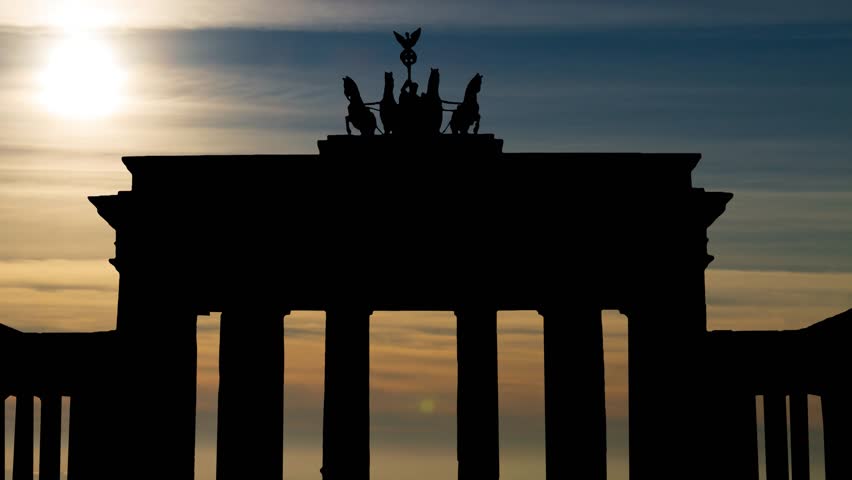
[[2, 1, 852, 479]]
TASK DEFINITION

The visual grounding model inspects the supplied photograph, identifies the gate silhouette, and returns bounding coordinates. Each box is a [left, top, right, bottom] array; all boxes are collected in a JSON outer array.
[[2, 135, 850, 480]]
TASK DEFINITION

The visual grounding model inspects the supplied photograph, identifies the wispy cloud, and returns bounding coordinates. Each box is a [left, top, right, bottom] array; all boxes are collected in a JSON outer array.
[[4, 1, 852, 29], [706, 269, 852, 330], [0, 259, 117, 292], [707, 191, 852, 272]]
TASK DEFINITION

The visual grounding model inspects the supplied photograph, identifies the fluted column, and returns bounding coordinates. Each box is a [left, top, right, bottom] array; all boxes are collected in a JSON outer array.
[[1, 395, 5, 480], [455, 308, 499, 480], [728, 394, 759, 480], [822, 392, 852, 480], [321, 308, 371, 480], [540, 306, 606, 480], [790, 392, 809, 480], [111, 263, 199, 480], [67, 394, 95, 480], [67, 392, 117, 480], [39, 395, 62, 480], [764, 394, 789, 480], [217, 308, 286, 480], [12, 395, 33, 480], [0, 395, 6, 480], [627, 305, 707, 479]]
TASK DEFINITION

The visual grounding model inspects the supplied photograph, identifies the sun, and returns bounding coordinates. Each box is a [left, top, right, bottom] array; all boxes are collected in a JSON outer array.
[[38, 34, 125, 119], [418, 398, 436, 414]]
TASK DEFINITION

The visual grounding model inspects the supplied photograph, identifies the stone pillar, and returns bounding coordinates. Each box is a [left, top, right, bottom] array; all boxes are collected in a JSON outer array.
[[729, 394, 760, 480], [111, 265, 199, 480], [540, 306, 606, 480], [217, 309, 286, 480], [455, 308, 499, 480], [790, 392, 809, 480], [67, 394, 94, 480], [703, 384, 759, 480], [67, 393, 116, 480], [321, 308, 371, 480], [627, 306, 706, 479], [764, 394, 789, 480], [119, 313, 198, 480], [622, 199, 722, 480], [1, 395, 5, 480], [822, 392, 852, 480], [39, 395, 62, 480], [12, 395, 33, 480]]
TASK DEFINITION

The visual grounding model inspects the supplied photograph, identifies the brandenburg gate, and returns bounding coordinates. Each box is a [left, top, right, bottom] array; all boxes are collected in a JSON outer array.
[[2, 29, 851, 480]]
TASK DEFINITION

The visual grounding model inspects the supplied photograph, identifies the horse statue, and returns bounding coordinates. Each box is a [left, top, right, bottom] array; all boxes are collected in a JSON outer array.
[[422, 68, 444, 134], [448, 73, 482, 135], [343, 76, 377, 135], [366, 72, 398, 135]]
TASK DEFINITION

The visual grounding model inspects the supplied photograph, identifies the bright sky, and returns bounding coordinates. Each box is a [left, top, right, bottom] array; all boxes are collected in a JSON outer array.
[[4, 0, 852, 29], [2, 2, 852, 479]]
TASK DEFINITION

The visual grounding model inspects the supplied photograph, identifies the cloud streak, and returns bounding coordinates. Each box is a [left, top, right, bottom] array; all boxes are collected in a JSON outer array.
[[4, 1, 852, 29]]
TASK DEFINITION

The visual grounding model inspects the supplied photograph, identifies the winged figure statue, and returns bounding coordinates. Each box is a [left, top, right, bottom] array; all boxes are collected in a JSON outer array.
[[394, 28, 422, 50]]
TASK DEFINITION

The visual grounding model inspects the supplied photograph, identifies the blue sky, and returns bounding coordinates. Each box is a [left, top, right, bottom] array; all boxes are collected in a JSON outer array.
[[2, 24, 850, 270], [2, 2, 852, 479]]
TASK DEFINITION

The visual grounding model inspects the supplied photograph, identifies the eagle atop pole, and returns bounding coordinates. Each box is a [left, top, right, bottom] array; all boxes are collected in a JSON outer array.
[[394, 27, 421, 83]]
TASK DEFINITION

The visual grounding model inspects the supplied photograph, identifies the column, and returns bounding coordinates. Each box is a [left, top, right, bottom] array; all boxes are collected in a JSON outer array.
[[39, 395, 62, 480], [67, 393, 116, 480], [540, 306, 606, 480], [706, 389, 760, 480], [729, 394, 760, 480], [217, 309, 286, 480], [790, 392, 810, 480], [1, 395, 5, 480], [764, 394, 789, 480], [822, 392, 852, 480], [455, 308, 499, 480], [116, 314, 198, 480], [321, 308, 370, 480], [67, 394, 96, 480], [112, 271, 199, 480], [12, 395, 33, 480], [627, 308, 706, 479], [623, 216, 716, 479]]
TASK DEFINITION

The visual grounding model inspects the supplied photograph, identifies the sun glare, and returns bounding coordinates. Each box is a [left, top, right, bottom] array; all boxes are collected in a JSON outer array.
[[38, 34, 125, 119]]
